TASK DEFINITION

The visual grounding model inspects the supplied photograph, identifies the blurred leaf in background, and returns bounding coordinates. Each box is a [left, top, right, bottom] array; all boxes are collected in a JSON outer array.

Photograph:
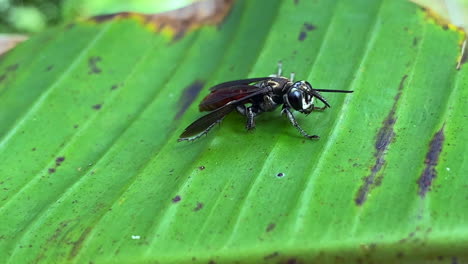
[[0, 0, 200, 33], [62, 0, 202, 18]]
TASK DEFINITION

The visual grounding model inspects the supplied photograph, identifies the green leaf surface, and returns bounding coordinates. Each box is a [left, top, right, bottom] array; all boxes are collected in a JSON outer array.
[[0, 0, 467, 263]]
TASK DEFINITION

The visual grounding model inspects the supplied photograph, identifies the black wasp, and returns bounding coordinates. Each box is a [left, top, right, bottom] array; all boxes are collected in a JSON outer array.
[[178, 63, 353, 142]]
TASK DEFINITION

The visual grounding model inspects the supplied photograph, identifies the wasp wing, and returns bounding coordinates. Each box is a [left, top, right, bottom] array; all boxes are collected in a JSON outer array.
[[209, 77, 271, 91], [179, 104, 237, 140], [200, 84, 263, 111], [179, 88, 269, 140]]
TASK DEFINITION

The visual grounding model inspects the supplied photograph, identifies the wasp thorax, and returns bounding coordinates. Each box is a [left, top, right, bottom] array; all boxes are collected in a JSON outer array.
[[288, 81, 313, 112]]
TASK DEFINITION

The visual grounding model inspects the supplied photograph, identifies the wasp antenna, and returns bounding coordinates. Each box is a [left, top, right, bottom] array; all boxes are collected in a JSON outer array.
[[314, 89, 353, 93], [310, 90, 331, 108]]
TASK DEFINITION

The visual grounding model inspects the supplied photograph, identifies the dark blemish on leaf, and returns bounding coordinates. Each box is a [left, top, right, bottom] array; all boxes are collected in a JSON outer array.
[[298, 32, 307, 41], [73, 124, 79, 129], [266, 223, 276, 232], [175, 80, 205, 119], [277, 172, 285, 177], [88, 56, 102, 74], [6, 64, 19, 72], [65, 23, 75, 30], [46, 65, 54, 71], [418, 126, 445, 198], [199, 166, 205, 170], [68, 227, 93, 259], [452, 257, 459, 264], [413, 37, 419, 46], [208, 260, 216, 264], [172, 195, 181, 203], [92, 104, 102, 110], [56, 157, 65, 166], [48, 168, 56, 174], [294, 0, 299, 5], [264, 251, 279, 260], [286, 258, 298, 264], [396, 252, 404, 258], [32, 148, 36, 151], [194, 202, 204, 211], [355, 75, 407, 206], [298, 22, 316, 42], [304, 23, 316, 31], [0, 74, 5, 83], [111, 84, 119, 90], [91, 13, 121, 23]]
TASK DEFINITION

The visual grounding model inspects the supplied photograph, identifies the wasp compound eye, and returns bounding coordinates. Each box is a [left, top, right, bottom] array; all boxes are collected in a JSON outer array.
[[288, 89, 303, 111]]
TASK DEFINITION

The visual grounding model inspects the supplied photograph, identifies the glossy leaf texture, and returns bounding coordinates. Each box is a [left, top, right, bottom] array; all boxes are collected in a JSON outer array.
[[0, 0, 467, 263]]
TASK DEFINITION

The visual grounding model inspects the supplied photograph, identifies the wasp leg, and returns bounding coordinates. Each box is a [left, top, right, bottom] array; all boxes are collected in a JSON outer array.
[[277, 61, 283, 77], [282, 108, 319, 139], [236, 105, 256, 130], [270, 61, 283, 78], [245, 107, 256, 131], [236, 105, 247, 115]]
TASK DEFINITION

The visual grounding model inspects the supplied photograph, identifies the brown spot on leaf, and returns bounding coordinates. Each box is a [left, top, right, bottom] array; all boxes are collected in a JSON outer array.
[[88, 56, 102, 74], [418, 126, 445, 198], [92, 104, 102, 110], [298, 22, 316, 41], [264, 251, 279, 260], [175, 80, 205, 119], [294, 0, 300, 5], [199, 165, 206, 170], [91, 14, 120, 23], [56, 157, 65, 166], [172, 195, 181, 203], [355, 75, 407, 205], [266, 223, 276, 232], [0, 74, 5, 83], [68, 227, 93, 259], [194, 202, 204, 211], [48, 168, 56, 174], [88, 0, 234, 41]]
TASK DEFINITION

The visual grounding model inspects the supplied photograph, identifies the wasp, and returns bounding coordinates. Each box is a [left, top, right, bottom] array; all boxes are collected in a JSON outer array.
[[178, 63, 353, 142]]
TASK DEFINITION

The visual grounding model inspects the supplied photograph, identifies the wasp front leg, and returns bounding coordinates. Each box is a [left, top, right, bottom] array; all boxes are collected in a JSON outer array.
[[282, 107, 319, 139]]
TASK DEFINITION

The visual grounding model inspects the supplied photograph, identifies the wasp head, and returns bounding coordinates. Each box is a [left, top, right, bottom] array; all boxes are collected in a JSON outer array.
[[286, 81, 330, 114]]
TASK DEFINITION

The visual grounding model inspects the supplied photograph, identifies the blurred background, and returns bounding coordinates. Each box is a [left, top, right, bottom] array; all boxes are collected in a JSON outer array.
[[0, 0, 200, 33]]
